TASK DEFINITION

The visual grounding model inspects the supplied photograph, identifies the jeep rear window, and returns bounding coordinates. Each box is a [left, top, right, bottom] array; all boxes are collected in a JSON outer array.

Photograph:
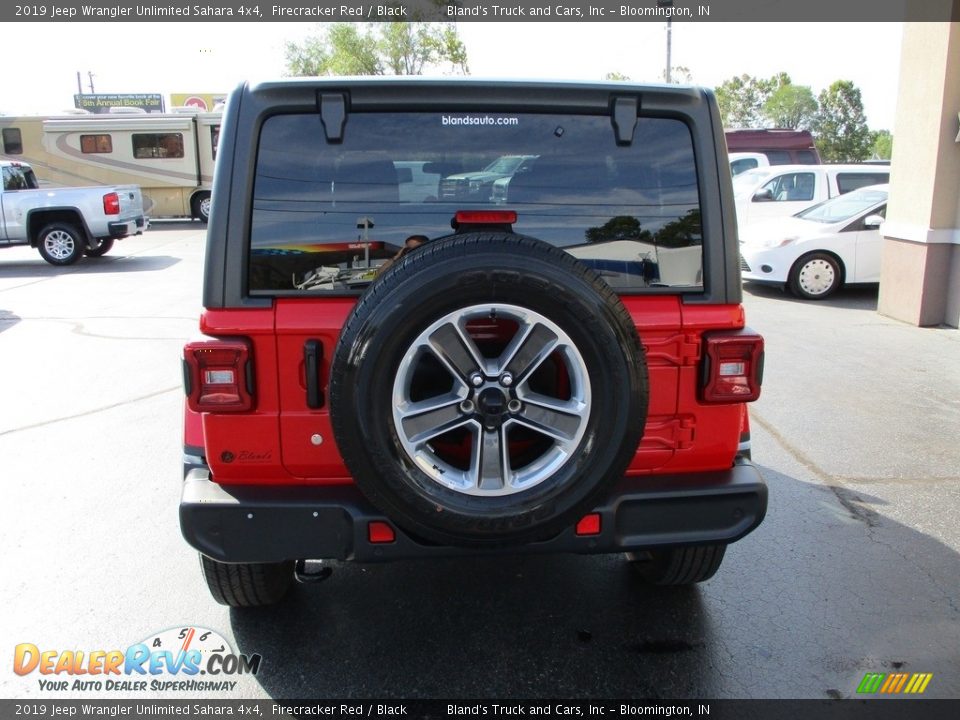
[[249, 112, 702, 294]]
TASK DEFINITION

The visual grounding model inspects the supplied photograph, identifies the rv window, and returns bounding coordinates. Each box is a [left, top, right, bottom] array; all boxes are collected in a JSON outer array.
[[81, 134, 113, 154], [2, 128, 23, 155], [132, 133, 185, 159], [764, 151, 791, 165], [211, 127, 220, 160]]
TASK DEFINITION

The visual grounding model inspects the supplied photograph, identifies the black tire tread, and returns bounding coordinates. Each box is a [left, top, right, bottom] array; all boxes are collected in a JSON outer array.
[[199, 555, 294, 607], [329, 231, 648, 546], [629, 544, 727, 585], [84, 238, 115, 258]]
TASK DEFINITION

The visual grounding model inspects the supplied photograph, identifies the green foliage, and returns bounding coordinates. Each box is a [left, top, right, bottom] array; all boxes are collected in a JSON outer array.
[[715, 73, 791, 128], [284, 21, 469, 77], [661, 66, 693, 84], [812, 80, 872, 162], [604, 71, 631, 81], [763, 84, 818, 130], [871, 129, 893, 160], [585, 216, 651, 243], [655, 209, 702, 248]]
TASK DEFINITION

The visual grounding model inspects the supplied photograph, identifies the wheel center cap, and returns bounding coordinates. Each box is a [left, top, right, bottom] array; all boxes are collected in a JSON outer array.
[[477, 387, 508, 428]]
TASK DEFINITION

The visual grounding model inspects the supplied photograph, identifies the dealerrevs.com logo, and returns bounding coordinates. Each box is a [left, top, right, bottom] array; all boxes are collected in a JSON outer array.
[[13, 626, 260, 692]]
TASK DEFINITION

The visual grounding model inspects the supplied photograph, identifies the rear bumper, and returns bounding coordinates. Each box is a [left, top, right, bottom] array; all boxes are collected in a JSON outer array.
[[108, 215, 146, 238], [180, 461, 767, 563]]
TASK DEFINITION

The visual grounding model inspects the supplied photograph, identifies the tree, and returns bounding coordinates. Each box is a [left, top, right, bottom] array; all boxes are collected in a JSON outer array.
[[284, 22, 469, 77], [812, 80, 872, 162], [604, 71, 631, 81], [871, 129, 893, 160], [585, 216, 652, 244], [715, 72, 790, 128], [660, 65, 693, 84], [763, 84, 818, 130]]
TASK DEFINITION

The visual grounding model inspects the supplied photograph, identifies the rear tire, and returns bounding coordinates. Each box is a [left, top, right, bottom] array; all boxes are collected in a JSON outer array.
[[199, 555, 295, 607], [627, 544, 727, 585], [192, 193, 212, 223], [84, 238, 115, 257]]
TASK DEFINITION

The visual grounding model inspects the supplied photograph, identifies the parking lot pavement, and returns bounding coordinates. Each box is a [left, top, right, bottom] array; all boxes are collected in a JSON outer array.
[[743, 282, 960, 556], [1, 230, 957, 700]]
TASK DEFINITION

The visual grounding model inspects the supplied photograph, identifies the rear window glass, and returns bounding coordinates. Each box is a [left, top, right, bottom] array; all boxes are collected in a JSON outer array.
[[249, 112, 703, 294], [836, 172, 890, 194]]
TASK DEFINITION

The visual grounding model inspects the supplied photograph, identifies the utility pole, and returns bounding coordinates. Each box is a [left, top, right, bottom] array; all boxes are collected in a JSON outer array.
[[658, 0, 674, 83], [87, 71, 95, 94], [76, 71, 82, 95]]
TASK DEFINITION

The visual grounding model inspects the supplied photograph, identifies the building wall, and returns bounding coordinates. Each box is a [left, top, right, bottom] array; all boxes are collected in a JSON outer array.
[[879, 13, 960, 327]]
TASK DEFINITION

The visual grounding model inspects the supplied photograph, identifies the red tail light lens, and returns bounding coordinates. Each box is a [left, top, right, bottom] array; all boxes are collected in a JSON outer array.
[[575, 513, 602, 536], [183, 339, 254, 412], [102, 192, 120, 216], [701, 330, 764, 403], [454, 210, 517, 225], [367, 522, 396, 544]]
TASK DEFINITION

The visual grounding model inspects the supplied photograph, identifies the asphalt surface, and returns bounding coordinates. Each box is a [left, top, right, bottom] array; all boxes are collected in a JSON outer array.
[[0, 225, 957, 701]]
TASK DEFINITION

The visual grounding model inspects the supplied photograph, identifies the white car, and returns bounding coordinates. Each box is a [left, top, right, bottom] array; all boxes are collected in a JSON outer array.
[[739, 184, 888, 300]]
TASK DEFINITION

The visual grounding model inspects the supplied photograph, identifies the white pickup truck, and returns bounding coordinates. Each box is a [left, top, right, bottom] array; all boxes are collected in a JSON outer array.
[[733, 164, 890, 226], [1, 160, 146, 265]]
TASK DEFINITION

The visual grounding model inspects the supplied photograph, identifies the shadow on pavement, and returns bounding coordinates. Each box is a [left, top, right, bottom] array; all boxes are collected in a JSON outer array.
[[228, 470, 959, 699], [0, 309, 21, 334], [0, 255, 181, 278], [744, 282, 879, 311]]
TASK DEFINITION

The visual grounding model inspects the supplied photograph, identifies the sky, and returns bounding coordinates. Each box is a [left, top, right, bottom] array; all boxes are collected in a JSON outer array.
[[3, 21, 904, 130]]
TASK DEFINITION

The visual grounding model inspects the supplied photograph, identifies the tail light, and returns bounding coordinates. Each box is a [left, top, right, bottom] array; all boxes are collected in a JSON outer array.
[[701, 329, 764, 403], [454, 210, 517, 225], [183, 339, 254, 412], [103, 192, 120, 216]]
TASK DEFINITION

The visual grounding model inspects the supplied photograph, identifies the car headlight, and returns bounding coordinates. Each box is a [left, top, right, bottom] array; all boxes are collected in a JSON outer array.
[[746, 236, 798, 249]]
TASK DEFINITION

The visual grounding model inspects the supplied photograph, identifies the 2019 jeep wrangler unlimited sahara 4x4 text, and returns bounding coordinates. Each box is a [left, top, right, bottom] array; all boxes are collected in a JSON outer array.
[[180, 79, 766, 607]]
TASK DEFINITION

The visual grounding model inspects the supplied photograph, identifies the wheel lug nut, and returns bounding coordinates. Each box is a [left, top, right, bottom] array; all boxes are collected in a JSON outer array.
[[459, 400, 475, 414], [500, 373, 514, 387], [469, 373, 483, 387], [507, 399, 522, 413]]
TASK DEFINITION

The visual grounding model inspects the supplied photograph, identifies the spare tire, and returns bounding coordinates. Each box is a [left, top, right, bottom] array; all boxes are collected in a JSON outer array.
[[329, 232, 648, 546]]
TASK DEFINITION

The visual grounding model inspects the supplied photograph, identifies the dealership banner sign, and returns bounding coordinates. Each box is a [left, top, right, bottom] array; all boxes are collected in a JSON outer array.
[[74, 93, 164, 114]]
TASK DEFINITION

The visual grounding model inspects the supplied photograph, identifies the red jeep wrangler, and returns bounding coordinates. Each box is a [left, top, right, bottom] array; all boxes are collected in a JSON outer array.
[[180, 79, 766, 606]]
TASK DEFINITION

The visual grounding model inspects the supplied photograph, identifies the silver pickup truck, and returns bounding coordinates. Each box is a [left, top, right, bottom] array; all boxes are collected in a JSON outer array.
[[1, 160, 146, 265]]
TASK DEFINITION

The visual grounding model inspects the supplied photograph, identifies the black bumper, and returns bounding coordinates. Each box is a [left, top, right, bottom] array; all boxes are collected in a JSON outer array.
[[180, 461, 767, 564], [108, 216, 146, 238]]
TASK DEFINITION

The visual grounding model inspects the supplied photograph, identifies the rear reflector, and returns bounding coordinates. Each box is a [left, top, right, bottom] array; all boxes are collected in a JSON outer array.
[[701, 329, 764, 403], [368, 521, 396, 544], [183, 339, 254, 412], [454, 210, 517, 226], [102, 192, 120, 216], [575, 513, 602, 536]]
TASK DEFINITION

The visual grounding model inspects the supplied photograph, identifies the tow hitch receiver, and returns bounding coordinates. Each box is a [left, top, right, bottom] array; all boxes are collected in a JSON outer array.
[[294, 560, 332, 584]]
